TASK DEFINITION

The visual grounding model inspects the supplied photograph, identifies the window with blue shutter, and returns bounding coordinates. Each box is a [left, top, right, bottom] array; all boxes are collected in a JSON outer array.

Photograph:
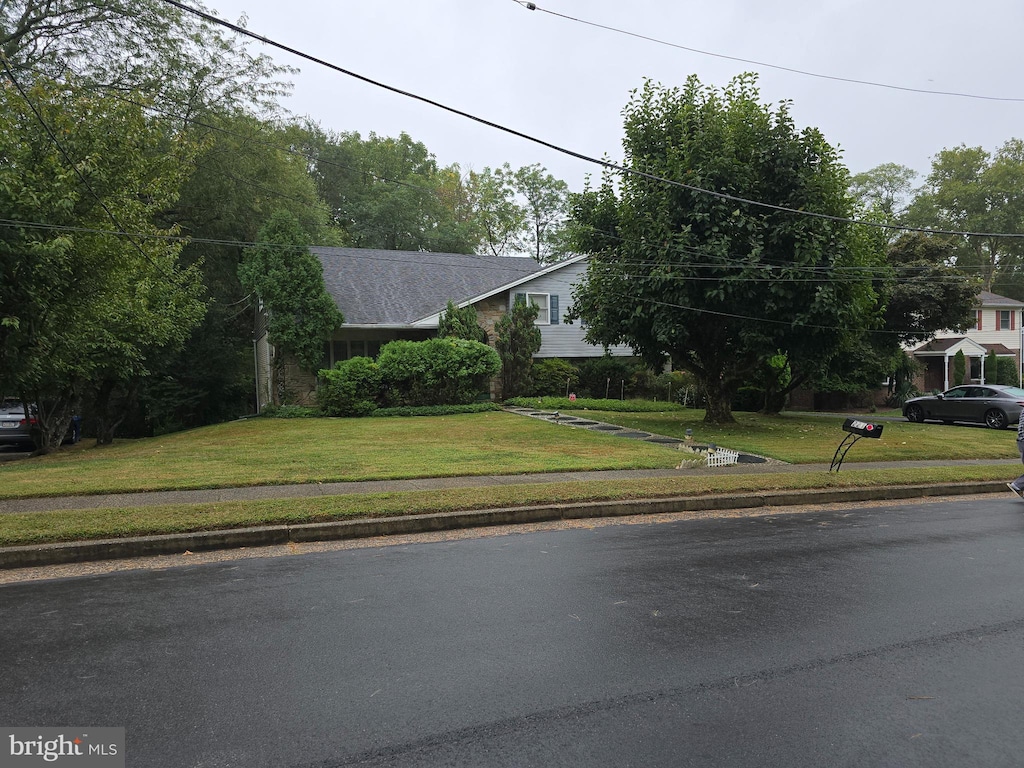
[[550, 294, 559, 325]]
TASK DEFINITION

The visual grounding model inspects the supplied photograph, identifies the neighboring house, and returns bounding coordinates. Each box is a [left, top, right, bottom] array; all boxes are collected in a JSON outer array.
[[906, 290, 1024, 391], [254, 247, 632, 409]]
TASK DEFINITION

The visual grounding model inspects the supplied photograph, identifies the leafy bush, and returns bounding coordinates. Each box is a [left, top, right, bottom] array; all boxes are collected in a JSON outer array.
[[495, 298, 541, 398], [997, 356, 1017, 386], [317, 357, 382, 417], [438, 301, 489, 343], [530, 358, 580, 397], [576, 356, 648, 399], [504, 396, 684, 412], [377, 338, 500, 406], [732, 386, 762, 413], [653, 371, 702, 407], [259, 404, 318, 418], [372, 403, 502, 417]]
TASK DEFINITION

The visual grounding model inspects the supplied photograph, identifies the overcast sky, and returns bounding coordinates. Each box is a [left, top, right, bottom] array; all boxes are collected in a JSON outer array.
[[207, 0, 1024, 193]]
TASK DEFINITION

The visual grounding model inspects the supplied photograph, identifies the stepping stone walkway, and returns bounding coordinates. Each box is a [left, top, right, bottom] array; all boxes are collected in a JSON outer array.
[[503, 406, 768, 464]]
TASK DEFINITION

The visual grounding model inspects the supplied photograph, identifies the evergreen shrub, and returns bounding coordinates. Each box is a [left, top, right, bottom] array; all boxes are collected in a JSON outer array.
[[317, 357, 382, 416]]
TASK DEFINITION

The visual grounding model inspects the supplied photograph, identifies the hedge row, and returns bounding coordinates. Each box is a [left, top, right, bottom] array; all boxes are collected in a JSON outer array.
[[317, 338, 501, 417]]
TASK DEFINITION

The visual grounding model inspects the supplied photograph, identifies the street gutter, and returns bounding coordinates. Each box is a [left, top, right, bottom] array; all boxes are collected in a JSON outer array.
[[0, 479, 1005, 570]]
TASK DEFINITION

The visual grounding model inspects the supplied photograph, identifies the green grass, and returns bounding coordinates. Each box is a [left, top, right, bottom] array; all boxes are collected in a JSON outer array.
[[1, 409, 1016, 501], [0, 464, 1012, 547], [564, 409, 1019, 464], [0, 411, 682, 499]]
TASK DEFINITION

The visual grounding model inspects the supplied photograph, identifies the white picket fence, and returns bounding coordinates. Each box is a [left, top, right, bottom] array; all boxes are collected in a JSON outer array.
[[705, 447, 740, 468]]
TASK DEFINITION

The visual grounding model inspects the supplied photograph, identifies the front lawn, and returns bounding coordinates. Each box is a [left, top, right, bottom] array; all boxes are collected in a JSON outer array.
[[0, 411, 681, 499], [0, 407, 1016, 501], [563, 409, 1018, 464]]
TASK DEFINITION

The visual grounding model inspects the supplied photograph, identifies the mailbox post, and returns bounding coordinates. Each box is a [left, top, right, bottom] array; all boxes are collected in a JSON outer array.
[[830, 418, 884, 472]]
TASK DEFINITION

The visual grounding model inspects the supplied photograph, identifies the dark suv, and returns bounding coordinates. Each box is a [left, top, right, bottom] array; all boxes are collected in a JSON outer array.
[[0, 400, 81, 448]]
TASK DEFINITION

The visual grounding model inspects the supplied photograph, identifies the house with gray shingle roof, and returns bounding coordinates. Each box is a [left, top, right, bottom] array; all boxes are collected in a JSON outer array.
[[254, 247, 632, 409], [906, 290, 1024, 390]]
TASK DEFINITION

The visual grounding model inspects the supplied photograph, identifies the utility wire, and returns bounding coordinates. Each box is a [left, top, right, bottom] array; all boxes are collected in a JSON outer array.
[[156, 0, 1024, 240], [0, 215, 991, 285], [511, 1, 1024, 103]]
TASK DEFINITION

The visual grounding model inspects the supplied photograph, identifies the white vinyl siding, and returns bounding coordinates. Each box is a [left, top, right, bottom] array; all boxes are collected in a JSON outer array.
[[968, 307, 1021, 348]]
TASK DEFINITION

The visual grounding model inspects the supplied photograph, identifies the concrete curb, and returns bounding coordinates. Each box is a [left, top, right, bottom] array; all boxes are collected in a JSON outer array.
[[0, 480, 1004, 570]]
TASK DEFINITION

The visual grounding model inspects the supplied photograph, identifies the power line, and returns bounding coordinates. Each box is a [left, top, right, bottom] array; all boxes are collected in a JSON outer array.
[[155, 0, 1024, 241], [0, 218, 545, 275], [511, 1, 1024, 104], [0, 214, 990, 286]]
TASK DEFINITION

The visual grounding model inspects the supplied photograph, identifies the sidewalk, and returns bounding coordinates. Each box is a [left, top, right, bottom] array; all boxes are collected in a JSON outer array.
[[0, 459, 1016, 570], [0, 458, 1017, 515]]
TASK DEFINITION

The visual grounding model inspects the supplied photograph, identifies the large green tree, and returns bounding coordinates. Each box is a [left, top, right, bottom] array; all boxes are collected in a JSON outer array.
[[467, 164, 525, 257], [807, 232, 978, 406], [0, 77, 206, 450], [568, 74, 884, 424], [850, 163, 918, 221], [239, 210, 343, 405], [1, 0, 290, 115], [300, 127, 480, 253], [907, 140, 1024, 293], [143, 112, 338, 430], [513, 164, 571, 263]]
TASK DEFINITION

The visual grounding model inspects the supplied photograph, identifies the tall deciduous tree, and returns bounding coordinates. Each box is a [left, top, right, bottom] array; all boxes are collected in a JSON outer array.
[[850, 163, 918, 220], [1, 0, 291, 116], [568, 74, 884, 424], [907, 140, 1024, 293], [0, 77, 206, 450], [467, 164, 525, 257], [300, 127, 480, 254], [239, 210, 343, 404], [513, 164, 570, 263], [145, 112, 338, 430]]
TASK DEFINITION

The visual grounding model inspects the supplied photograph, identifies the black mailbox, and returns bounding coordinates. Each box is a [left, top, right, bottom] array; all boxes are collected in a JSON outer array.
[[842, 418, 883, 439]]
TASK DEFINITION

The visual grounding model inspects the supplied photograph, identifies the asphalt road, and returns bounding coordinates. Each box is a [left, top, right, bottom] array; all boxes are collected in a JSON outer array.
[[3, 497, 1024, 767]]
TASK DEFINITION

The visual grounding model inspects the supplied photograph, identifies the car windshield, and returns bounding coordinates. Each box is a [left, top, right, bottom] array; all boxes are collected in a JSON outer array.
[[999, 386, 1024, 399]]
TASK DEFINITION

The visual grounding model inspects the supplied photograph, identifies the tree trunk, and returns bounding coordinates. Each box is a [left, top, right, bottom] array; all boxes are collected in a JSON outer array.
[[92, 378, 135, 445], [699, 376, 736, 425], [29, 390, 78, 454]]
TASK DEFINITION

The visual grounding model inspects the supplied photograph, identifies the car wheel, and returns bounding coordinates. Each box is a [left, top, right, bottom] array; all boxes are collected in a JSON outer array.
[[905, 404, 924, 423], [985, 409, 1008, 430]]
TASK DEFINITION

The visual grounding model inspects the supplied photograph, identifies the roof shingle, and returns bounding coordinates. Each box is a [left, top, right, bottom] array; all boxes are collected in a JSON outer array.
[[312, 247, 544, 325]]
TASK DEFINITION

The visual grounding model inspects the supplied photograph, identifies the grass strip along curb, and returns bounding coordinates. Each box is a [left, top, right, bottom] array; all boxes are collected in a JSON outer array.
[[0, 478, 1005, 569]]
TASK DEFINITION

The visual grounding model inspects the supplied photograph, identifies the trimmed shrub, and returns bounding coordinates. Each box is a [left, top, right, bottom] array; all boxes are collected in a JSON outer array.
[[259, 404, 318, 418], [504, 396, 683, 412], [530, 358, 580, 397], [495, 298, 541, 398], [439, 301, 489, 343], [372, 403, 502, 417], [317, 357, 382, 416], [953, 349, 966, 386], [377, 337, 501, 407], [997, 356, 1018, 386]]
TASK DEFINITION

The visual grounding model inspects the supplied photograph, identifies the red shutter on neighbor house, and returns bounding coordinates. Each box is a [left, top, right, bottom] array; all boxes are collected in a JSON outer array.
[[977, 310, 983, 330], [1012, 311, 1016, 331]]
